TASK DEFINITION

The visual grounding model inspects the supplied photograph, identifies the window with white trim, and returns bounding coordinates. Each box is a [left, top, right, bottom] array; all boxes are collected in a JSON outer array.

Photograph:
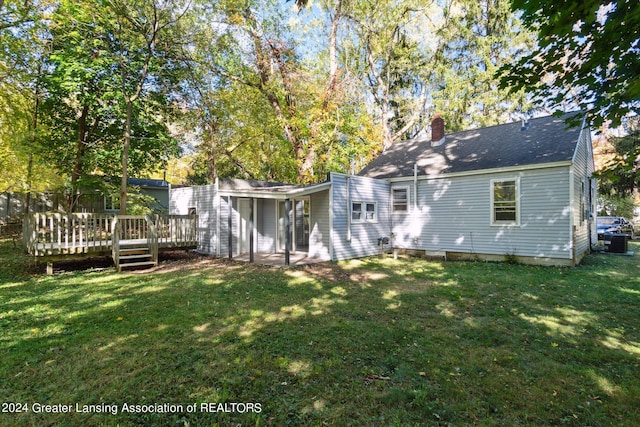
[[104, 195, 119, 211], [491, 179, 519, 225], [352, 201, 377, 223], [392, 187, 409, 212]]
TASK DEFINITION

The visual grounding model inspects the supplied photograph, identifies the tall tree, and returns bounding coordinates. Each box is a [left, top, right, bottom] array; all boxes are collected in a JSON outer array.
[[105, 0, 187, 214], [596, 119, 640, 198], [500, 0, 640, 128], [434, 0, 534, 131], [0, 0, 62, 198], [190, 0, 376, 183], [344, 0, 432, 149]]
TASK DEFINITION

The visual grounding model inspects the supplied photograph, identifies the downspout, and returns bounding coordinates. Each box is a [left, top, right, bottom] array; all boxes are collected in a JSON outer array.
[[346, 175, 352, 242], [569, 165, 576, 266], [413, 164, 418, 246], [228, 196, 233, 260], [215, 177, 221, 257], [328, 174, 334, 261], [413, 164, 418, 211]]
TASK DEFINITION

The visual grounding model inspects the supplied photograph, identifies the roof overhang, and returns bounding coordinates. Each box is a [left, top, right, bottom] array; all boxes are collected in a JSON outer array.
[[218, 181, 332, 200], [383, 160, 573, 182]]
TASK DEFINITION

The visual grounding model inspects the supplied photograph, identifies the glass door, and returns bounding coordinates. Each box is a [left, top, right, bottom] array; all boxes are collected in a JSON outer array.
[[295, 199, 310, 252], [277, 198, 310, 253]]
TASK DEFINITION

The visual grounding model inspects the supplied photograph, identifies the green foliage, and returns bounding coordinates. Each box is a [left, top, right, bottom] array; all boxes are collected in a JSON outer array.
[[499, 0, 640, 128], [0, 0, 63, 193], [2, 0, 579, 190], [595, 129, 640, 198], [597, 194, 635, 218], [434, 0, 535, 131]]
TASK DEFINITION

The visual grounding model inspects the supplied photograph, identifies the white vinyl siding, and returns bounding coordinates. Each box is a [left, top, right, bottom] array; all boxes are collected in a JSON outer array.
[[169, 184, 219, 256], [571, 122, 596, 258], [391, 167, 573, 261], [309, 190, 331, 260], [330, 173, 391, 261]]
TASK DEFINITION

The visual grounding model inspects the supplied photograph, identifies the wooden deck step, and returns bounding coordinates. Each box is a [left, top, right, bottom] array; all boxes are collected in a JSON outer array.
[[119, 254, 153, 261], [116, 244, 156, 271], [119, 261, 157, 269]]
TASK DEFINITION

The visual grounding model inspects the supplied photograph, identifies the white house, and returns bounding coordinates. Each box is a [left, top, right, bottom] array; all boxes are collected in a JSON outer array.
[[169, 113, 596, 266]]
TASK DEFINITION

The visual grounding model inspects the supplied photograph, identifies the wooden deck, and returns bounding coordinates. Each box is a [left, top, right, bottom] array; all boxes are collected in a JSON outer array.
[[23, 213, 197, 271]]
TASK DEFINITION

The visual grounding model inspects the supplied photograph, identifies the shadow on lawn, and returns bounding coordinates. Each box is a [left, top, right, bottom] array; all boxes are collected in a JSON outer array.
[[2, 240, 640, 425]]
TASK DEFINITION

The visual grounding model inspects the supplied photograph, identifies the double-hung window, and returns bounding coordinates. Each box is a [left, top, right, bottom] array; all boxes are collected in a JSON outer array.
[[352, 201, 377, 223], [491, 178, 519, 225], [392, 187, 409, 212]]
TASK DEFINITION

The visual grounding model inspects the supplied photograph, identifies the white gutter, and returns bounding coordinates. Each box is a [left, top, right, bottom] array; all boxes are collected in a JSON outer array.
[[217, 181, 332, 200], [384, 160, 573, 182]]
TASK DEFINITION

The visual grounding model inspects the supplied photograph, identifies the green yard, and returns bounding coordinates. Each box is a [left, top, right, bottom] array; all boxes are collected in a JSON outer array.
[[1, 240, 639, 426]]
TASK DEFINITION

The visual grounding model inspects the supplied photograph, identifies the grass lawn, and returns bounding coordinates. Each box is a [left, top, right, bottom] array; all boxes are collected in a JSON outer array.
[[1, 240, 640, 426]]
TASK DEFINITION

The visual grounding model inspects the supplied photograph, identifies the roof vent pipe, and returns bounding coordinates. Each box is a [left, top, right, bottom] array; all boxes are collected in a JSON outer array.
[[431, 114, 445, 147]]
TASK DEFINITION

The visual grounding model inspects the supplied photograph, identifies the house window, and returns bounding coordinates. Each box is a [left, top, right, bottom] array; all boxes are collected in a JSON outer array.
[[104, 195, 119, 211], [491, 179, 519, 225], [352, 201, 377, 223], [392, 187, 409, 212]]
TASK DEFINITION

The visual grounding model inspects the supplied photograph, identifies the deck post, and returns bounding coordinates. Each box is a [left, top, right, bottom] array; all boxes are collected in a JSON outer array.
[[228, 196, 233, 260], [249, 197, 254, 263], [285, 198, 291, 266]]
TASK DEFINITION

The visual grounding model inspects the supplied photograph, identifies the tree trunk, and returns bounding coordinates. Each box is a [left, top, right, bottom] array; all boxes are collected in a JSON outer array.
[[207, 124, 218, 183], [323, 0, 342, 108], [69, 104, 90, 212], [24, 64, 41, 216], [120, 100, 132, 215]]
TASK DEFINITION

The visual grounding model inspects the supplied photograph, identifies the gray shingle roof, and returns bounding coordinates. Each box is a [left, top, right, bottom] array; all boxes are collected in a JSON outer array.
[[358, 114, 583, 179]]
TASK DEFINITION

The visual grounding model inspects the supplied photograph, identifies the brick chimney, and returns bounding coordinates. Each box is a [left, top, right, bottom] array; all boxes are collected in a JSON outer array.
[[431, 114, 445, 147]]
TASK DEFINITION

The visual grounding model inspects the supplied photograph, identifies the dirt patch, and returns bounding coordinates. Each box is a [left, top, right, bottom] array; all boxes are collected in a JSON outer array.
[[46, 250, 210, 275]]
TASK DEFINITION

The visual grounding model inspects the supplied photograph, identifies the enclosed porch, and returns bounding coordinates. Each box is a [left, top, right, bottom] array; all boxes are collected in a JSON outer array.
[[224, 186, 331, 266], [169, 178, 331, 266]]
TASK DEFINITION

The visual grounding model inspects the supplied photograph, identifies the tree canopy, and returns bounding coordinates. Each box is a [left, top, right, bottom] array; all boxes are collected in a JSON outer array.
[[500, 0, 640, 128], [2, 0, 547, 208]]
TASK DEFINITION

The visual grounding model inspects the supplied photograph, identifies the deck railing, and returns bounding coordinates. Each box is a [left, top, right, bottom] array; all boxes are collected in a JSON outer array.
[[23, 212, 197, 258], [23, 213, 116, 256], [154, 214, 198, 247]]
